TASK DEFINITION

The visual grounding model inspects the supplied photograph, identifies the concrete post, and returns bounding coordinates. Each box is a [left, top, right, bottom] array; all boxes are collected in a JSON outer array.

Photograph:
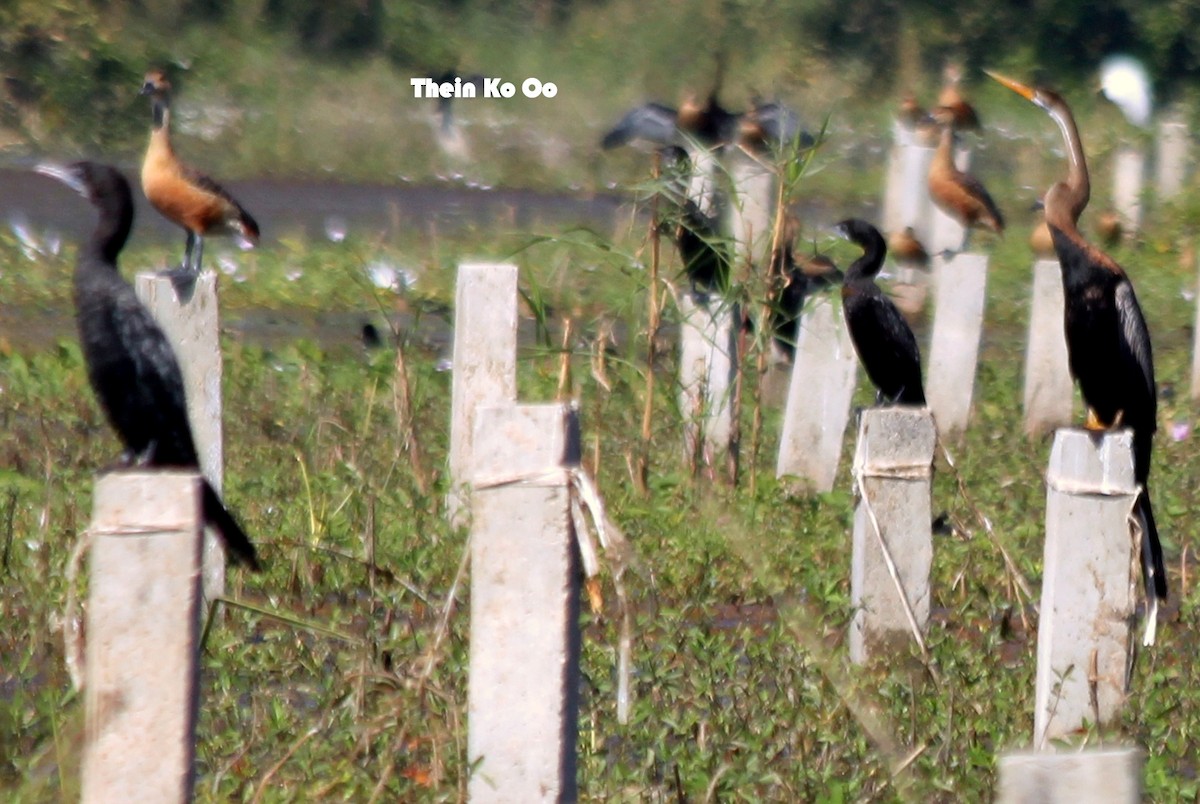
[[849, 407, 936, 664], [1023, 259, 1074, 437], [881, 123, 909, 236], [1112, 146, 1145, 234], [898, 141, 936, 246], [925, 253, 987, 440], [1155, 118, 1188, 202], [727, 149, 775, 270], [997, 747, 1142, 803], [82, 471, 202, 804], [1190, 255, 1200, 402], [468, 403, 581, 803], [447, 263, 519, 522], [135, 271, 224, 602], [689, 148, 722, 219], [1036, 429, 1138, 747], [678, 293, 738, 470], [776, 297, 858, 493]]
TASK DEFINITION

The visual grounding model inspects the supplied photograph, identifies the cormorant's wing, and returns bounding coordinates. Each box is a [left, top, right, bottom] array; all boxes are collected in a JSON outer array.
[[601, 103, 678, 149], [747, 102, 813, 148]]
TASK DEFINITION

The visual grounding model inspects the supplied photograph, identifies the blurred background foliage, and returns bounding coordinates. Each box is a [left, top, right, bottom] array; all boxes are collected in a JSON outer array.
[[3, 0, 1200, 180]]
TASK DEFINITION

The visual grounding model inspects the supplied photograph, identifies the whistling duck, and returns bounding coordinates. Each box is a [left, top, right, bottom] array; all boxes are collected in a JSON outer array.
[[140, 69, 259, 274], [928, 106, 1004, 243]]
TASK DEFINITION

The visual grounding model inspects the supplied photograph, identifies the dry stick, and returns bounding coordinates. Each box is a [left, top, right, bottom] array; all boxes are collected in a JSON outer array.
[[557, 318, 574, 399], [749, 165, 790, 498], [937, 438, 1038, 628], [250, 725, 321, 804], [636, 154, 663, 496], [392, 336, 431, 496]]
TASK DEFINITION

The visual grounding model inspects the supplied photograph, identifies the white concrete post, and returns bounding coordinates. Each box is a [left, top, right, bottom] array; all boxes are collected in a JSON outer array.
[[82, 471, 203, 804], [135, 271, 225, 602], [997, 748, 1142, 803], [1155, 117, 1188, 202], [727, 150, 775, 270], [447, 262, 519, 522], [468, 403, 581, 803], [1112, 146, 1145, 234], [1036, 429, 1138, 747], [776, 297, 858, 492], [849, 407, 936, 664], [1023, 259, 1074, 437], [689, 148, 722, 219], [898, 141, 936, 246], [1190, 255, 1200, 401], [925, 253, 987, 439], [678, 294, 738, 469], [881, 123, 909, 236]]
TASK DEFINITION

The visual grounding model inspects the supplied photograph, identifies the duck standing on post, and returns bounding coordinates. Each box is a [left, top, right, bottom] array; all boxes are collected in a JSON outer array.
[[35, 160, 261, 570], [988, 71, 1167, 635], [836, 218, 925, 406], [140, 69, 259, 274], [927, 105, 1004, 250]]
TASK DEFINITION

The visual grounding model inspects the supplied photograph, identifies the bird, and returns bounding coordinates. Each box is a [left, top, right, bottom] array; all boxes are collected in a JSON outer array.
[[35, 160, 261, 570], [140, 69, 259, 275], [601, 91, 740, 151], [1096, 209, 1124, 247], [938, 62, 981, 131], [988, 71, 1167, 608], [657, 146, 731, 296], [736, 99, 814, 155], [888, 226, 930, 270], [768, 226, 843, 360], [896, 91, 938, 145], [836, 218, 925, 406], [928, 105, 1005, 245]]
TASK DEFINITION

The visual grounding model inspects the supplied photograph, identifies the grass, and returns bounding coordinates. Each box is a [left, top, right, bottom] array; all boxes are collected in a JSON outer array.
[[6, 114, 1200, 800]]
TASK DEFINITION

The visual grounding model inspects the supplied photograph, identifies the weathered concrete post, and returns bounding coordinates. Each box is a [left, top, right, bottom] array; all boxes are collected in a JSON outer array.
[[82, 471, 203, 804], [678, 293, 738, 471], [1023, 259, 1074, 437], [689, 148, 722, 218], [447, 262, 519, 522], [1112, 146, 1145, 234], [997, 748, 1143, 803], [1035, 429, 1138, 747], [776, 297, 858, 492], [468, 403, 581, 803], [849, 407, 936, 664], [135, 271, 225, 602], [896, 136, 936, 246], [727, 149, 775, 269], [925, 253, 987, 439], [1155, 116, 1188, 202], [1190, 255, 1200, 402]]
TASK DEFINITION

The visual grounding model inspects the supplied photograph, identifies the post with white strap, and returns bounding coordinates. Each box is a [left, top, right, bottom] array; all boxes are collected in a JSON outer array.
[[468, 402, 581, 803], [849, 407, 937, 664], [997, 748, 1143, 803], [82, 471, 203, 803], [1035, 428, 1139, 747]]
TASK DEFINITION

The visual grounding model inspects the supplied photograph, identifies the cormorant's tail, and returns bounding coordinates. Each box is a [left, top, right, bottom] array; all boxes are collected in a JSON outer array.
[[201, 480, 262, 571], [1137, 487, 1167, 601]]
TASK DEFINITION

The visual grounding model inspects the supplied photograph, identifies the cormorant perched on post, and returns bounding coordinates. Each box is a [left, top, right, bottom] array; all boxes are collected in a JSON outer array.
[[989, 71, 1167, 612], [928, 106, 1004, 243], [836, 218, 925, 406], [140, 69, 259, 274], [658, 146, 731, 296], [36, 160, 261, 570], [601, 91, 740, 151]]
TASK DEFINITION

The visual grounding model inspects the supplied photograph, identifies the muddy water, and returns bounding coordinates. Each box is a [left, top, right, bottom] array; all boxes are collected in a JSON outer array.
[[1, 165, 629, 245]]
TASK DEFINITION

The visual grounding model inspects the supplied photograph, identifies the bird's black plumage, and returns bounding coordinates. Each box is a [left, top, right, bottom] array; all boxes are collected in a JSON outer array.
[[657, 147, 730, 295], [837, 218, 925, 406], [37, 160, 260, 570], [988, 71, 1166, 603]]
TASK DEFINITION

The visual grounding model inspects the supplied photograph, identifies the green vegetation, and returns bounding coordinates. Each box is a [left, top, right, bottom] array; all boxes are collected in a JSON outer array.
[[4, 143, 1200, 797]]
